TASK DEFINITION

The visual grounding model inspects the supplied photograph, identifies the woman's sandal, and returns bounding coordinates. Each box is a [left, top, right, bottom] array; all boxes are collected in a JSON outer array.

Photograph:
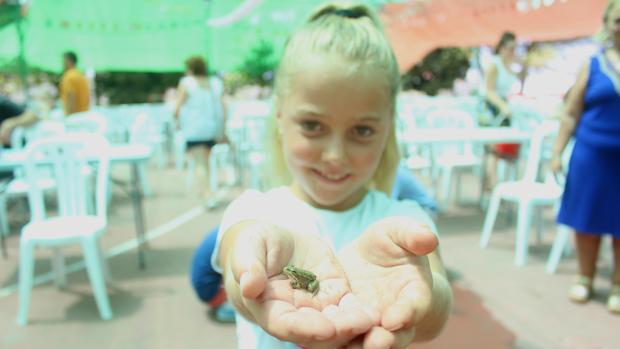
[[607, 284, 620, 315], [568, 275, 593, 303]]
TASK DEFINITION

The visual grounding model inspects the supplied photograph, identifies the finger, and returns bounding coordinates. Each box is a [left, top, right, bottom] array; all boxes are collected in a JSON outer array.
[[362, 326, 394, 349], [381, 282, 431, 331], [387, 220, 438, 256], [322, 294, 376, 338], [342, 337, 365, 349], [392, 327, 418, 349], [248, 301, 336, 342], [233, 232, 269, 299]]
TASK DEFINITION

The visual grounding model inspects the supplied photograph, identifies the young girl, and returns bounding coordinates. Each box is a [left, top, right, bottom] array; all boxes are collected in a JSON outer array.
[[212, 3, 452, 348]]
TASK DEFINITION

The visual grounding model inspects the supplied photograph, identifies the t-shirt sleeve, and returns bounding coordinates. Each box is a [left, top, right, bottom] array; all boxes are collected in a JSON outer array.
[[210, 189, 266, 273]]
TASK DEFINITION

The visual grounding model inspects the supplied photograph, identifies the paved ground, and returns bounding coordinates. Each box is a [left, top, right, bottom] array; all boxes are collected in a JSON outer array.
[[1, 165, 618, 349]]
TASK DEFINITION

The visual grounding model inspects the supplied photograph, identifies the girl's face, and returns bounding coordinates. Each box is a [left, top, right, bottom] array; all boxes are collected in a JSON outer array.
[[277, 57, 393, 211], [607, 5, 620, 47]]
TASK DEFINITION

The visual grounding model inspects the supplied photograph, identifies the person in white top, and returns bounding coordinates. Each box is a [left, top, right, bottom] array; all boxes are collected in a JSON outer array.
[[211, 3, 453, 348], [174, 56, 226, 200], [483, 32, 526, 191]]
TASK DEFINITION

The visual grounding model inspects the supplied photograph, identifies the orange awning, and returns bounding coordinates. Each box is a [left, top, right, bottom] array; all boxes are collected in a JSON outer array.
[[381, 0, 608, 73]]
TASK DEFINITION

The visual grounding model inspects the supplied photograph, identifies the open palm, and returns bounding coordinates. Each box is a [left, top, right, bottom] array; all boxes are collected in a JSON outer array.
[[228, 223, 377, 348], [337, 216, 438, 348]]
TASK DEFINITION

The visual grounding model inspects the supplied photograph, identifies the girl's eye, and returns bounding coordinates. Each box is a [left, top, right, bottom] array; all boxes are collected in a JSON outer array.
[[301, 121, 323, 133], [353, 126, 374, 138]]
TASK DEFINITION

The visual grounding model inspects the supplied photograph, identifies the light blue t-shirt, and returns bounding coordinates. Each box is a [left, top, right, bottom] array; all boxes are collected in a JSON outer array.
[[211, 187, 437, 349]]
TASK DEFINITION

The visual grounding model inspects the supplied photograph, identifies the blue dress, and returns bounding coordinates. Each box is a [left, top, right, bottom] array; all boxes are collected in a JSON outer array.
[[558, 51, 620, 237]]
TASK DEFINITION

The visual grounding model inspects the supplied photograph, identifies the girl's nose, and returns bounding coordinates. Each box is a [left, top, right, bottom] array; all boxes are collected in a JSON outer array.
[[322, 137, 346, 164]]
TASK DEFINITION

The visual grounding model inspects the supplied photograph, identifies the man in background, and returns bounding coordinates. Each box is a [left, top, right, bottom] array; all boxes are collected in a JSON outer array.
[[60, 51, 90, 116]]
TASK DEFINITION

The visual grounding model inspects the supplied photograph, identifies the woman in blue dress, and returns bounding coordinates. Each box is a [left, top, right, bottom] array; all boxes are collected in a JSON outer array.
[[552, 0, 620, 314]]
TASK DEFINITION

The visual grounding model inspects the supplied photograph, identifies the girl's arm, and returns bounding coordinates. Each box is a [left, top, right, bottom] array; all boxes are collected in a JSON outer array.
[[485, 63, 511, 117]]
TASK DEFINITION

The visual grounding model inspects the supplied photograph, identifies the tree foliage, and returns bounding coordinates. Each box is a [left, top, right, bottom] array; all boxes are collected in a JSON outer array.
[[402, 47, 470, 95], [237, 39, 278, 87]]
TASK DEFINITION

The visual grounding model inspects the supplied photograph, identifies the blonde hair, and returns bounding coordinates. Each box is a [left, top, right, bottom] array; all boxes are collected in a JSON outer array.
[[265, 2, 401, 195], [596, 0, 620, 43]]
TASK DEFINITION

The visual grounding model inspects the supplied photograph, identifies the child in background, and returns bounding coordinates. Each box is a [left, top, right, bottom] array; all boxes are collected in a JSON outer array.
[[212, 3, 452, 348]]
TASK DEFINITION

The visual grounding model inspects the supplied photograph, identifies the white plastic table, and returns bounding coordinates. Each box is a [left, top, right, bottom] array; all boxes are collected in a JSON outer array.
[[399, 127, 533, 207], [0, 144, 153, 268], [399, 127, 531, 144]]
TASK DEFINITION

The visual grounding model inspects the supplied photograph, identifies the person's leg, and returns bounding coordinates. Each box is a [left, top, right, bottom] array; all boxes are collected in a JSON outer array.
[[609, 237, 620, 314], [569, 232, 602, 303], [485, 152, 499, 191], [186, 144, 212, 199], [190, 227, 222, 303], [575, 232, 602, 279]]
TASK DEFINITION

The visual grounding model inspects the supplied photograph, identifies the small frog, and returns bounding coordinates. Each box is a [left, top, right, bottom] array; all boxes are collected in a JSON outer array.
[[282, 265, 320, 295]]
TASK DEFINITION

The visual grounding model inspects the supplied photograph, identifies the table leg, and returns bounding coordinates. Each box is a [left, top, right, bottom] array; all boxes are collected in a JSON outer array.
[[480, 148, 488, 209], [130, 162, 147, 269], [0, 230, 6, 259]]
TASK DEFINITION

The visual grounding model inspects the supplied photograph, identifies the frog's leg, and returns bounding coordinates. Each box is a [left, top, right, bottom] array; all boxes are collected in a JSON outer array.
[[308, 280, 320, 295]]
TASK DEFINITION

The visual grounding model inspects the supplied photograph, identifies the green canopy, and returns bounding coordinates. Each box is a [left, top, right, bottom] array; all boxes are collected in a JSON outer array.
[[1, 0, 389, 73]]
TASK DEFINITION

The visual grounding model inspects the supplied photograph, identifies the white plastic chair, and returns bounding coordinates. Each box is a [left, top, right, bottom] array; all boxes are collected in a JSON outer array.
[[396, 101, 432, 174], [17, 133, 112, 325], [128, 112, 159, 196], [480, 120, 562, 266], [208, 143, 236, 193], [0, 121, 66, 235], [425, 109, 481, 206], [64, 111, 108, 134], [237, 116, 268, 189]]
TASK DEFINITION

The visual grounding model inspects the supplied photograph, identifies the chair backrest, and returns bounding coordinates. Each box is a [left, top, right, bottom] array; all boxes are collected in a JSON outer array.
[[11, 120, 66, 150], [23, 133, 111, 222], [425, 108, 478, 156], [209, 143, 236, 191], [521, 120, 560, 183], [64, 111, 108, 135]]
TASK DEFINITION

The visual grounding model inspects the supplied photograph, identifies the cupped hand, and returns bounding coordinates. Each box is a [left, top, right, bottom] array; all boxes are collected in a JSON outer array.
[[337, 216, 439, 349], [227, 222, 378, 348]]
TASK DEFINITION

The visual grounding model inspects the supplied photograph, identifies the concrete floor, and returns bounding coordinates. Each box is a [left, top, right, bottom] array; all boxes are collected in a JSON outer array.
[[1, 164, 619, 349]]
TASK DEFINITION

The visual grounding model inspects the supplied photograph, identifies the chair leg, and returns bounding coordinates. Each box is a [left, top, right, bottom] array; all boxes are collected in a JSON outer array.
[[174, 132, 186, 171], [17, 240, 36, 326], [82, 238, 112, 320], [138, 164, 152, 197], [441, 166, 453, 208], [0, 195, 9, 236], [455, 170, 463, 205], [546, 225, 571, 274], [51, 247, 67, 288], [480, 190, 502, 248], [185, 158, 195, 188], [96, 242, 111, 282], [535, 208, 543, 244], [515, 201, 533, 266]]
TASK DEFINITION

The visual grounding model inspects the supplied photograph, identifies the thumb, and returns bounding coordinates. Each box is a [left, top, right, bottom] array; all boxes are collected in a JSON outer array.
[[231, 223, 294, 299], [386, 217, 438, 256], [231, 226, 269, 299]]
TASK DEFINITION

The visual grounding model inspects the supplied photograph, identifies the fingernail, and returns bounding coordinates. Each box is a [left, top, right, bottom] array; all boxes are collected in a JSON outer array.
[[385, 322, 404, 331]]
